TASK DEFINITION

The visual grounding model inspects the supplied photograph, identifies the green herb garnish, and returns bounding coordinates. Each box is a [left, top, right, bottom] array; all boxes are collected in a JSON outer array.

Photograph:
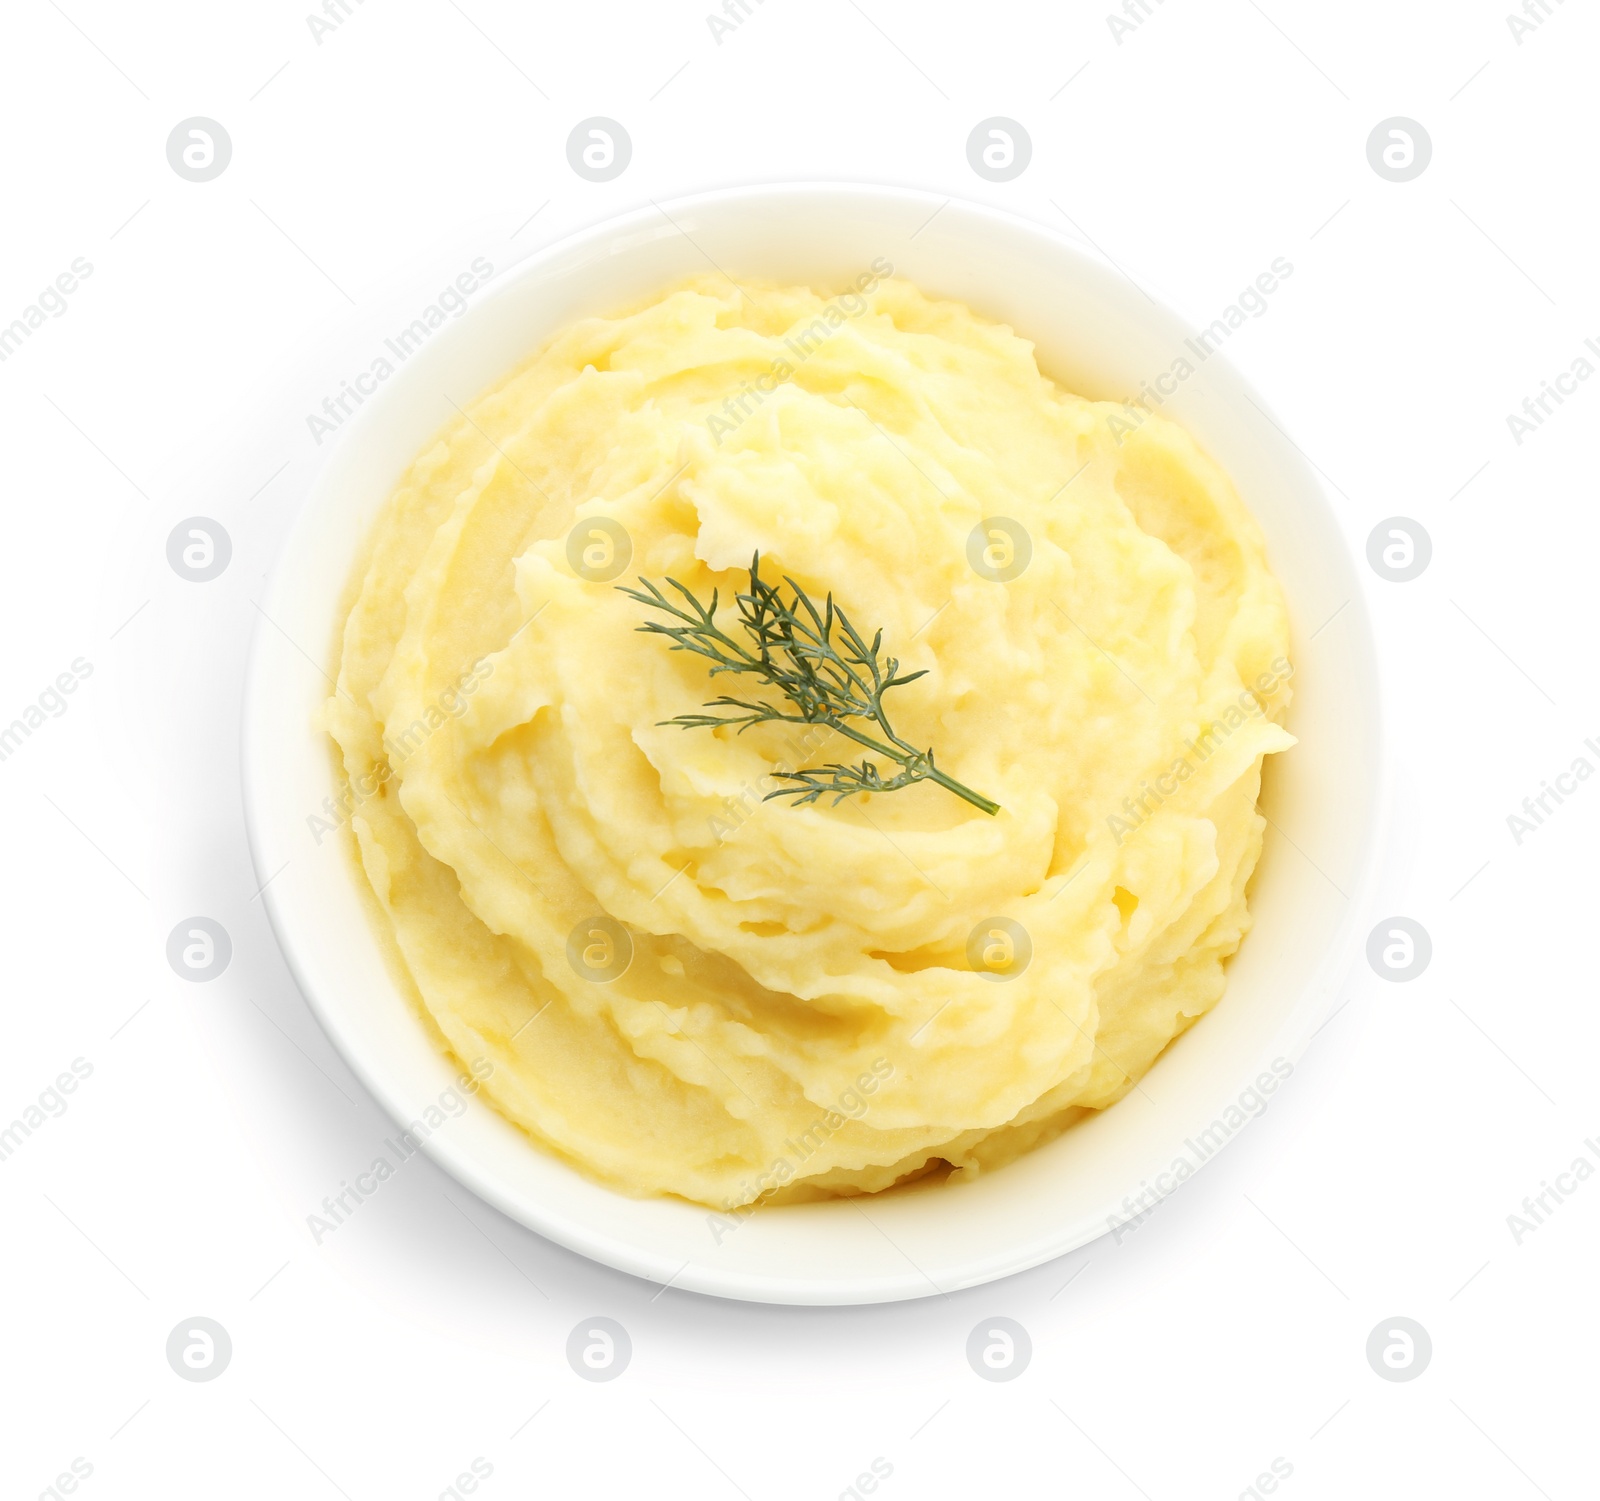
[[620, 553, 1000, 816]]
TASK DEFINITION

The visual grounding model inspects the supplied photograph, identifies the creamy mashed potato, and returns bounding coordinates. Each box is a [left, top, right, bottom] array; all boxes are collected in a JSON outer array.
[[325, 273, 1294, 1210]]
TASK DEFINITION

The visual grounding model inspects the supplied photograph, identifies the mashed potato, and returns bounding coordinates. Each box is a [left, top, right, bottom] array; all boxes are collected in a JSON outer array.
[[325, 273, 1294, 1211]]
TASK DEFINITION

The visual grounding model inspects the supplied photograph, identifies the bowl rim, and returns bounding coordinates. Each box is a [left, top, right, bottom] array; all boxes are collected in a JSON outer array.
[[242, 179, 1388, 1303]]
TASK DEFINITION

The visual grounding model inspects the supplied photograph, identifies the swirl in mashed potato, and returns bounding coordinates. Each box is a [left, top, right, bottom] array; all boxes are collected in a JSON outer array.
[[325, 273, 1294, 1209]]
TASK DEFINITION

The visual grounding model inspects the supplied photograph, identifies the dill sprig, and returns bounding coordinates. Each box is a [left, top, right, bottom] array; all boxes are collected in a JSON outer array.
[[619, 553, 1000, 816]]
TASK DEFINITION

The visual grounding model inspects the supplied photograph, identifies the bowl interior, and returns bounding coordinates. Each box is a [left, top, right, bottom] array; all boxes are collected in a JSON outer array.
[[244, 184, 1382, 1304]]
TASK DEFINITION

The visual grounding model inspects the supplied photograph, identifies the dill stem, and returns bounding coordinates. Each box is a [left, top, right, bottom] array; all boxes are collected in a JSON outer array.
[[826, 721, 1001, 817], [923, 767, 1002, 818]]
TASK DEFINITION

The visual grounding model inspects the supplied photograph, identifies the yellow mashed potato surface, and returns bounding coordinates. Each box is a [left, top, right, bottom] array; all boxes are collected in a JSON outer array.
[[326, 275, 1294, 1210]]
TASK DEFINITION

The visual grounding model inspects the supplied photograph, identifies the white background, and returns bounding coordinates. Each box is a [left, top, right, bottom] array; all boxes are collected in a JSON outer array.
[[2, 1, 1595, 1497]]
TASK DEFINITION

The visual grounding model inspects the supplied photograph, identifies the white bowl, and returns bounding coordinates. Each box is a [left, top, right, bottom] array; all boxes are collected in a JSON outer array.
[[243, 183, 1384, 1305]]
